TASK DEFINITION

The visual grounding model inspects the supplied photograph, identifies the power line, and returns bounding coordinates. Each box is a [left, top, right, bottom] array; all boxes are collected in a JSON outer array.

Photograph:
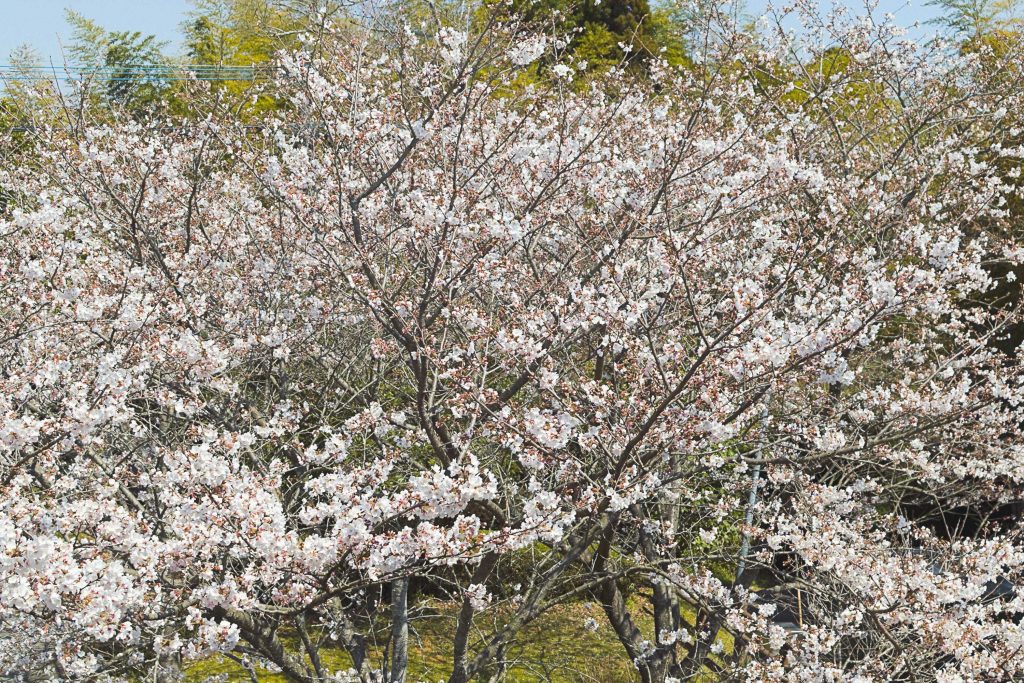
[[0, 64, 281, 82]]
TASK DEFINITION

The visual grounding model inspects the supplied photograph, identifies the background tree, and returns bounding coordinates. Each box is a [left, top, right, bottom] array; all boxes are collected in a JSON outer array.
[[181, 0, 322, 116], [0, 44, 58, 127], [65, 10, 171, 114], [506, 0, 688, 73], [927, 0, 1023, 37]]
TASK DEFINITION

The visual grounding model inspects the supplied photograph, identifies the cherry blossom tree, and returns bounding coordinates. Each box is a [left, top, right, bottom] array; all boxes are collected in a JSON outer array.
[[2, 3, 1024, 682]]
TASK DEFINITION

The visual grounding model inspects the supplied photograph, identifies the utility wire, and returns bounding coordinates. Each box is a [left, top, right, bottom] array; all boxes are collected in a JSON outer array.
[[0, 64, 280, 82]]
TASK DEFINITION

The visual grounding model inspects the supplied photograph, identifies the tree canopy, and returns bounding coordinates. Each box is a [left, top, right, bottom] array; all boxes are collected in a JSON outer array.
[[2, 3, 1024, 683]]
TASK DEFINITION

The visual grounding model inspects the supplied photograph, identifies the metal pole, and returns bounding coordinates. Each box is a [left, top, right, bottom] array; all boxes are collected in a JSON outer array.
[[736, 395, 769, 584]]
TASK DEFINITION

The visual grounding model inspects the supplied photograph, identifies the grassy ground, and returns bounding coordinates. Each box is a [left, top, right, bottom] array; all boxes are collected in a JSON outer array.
[[186, 598, 732, 682]]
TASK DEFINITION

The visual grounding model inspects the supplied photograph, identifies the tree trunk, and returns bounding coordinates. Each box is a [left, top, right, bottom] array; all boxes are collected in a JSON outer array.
[[390, 576, 410, 683]]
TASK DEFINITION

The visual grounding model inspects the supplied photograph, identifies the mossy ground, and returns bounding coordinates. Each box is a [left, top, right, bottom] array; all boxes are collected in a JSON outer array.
[[185, 599, 732, 682]]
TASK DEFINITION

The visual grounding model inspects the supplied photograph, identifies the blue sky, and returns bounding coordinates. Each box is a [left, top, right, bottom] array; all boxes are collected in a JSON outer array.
[[0, 0, 947, 65], [0, 0, 191, 64]]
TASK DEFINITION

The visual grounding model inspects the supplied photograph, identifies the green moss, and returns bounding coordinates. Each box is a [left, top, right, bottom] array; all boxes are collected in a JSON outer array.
[[185, 601, 639, 682], [184, 595, 738, 681]]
